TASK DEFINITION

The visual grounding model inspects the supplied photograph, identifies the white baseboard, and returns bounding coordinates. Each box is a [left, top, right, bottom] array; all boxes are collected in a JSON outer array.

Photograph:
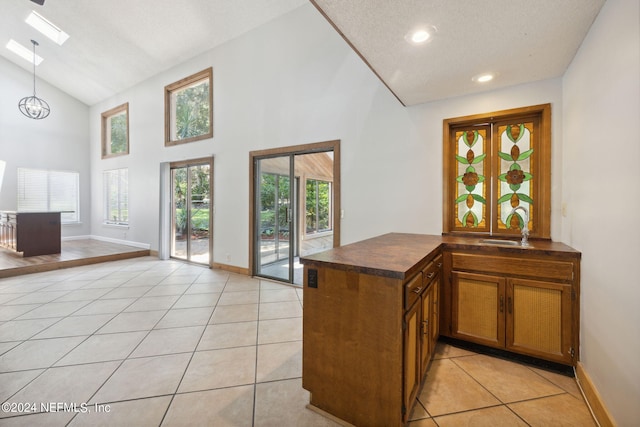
[[62, 234, 151, 250]]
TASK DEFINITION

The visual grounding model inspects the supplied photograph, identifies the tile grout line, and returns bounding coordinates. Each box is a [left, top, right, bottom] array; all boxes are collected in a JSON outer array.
[[0, 261, 154, 423], [64, 262, 182, 426], [154, 270, 227, 427]]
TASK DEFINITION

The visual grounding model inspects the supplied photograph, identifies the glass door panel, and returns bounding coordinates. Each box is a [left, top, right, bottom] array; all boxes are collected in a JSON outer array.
[[256, 156, 293, 282], [171, 167, 188, 260], [189, 164, 210, 264], [171, 160, 211, 265]]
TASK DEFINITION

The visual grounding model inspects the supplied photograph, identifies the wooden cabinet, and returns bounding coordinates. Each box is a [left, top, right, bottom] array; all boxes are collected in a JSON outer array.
[[404, 283, 422, 417], [301, 233, 580, 425], [301, 233, 442, 427], [443, 249, 579, 365], [420, 255, 441, 374], [405, 255, 443, 417], [451, 271, 505, 347], [0, 211, 61, 257]]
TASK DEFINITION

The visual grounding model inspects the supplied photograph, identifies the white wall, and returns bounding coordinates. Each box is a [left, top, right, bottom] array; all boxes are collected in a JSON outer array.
[[89, 4, 565, 267], [563, 0, 640, 424], [0, 56, 90, 237], [408, 79, 565, 240], [5, 0, 634, 423]]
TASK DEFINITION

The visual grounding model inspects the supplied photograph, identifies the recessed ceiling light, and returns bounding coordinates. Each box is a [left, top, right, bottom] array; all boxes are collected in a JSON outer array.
[[405, 26, 437, 45], [26, 10, 69, 46], [6, 39, 43, 65], [473, 73, 495, 83], [411, 30, 430, 43]]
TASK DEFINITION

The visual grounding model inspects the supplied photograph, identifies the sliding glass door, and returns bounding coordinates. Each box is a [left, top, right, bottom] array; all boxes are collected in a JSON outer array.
[[171, 159, 211, 265], [255, 156, 294, 282]]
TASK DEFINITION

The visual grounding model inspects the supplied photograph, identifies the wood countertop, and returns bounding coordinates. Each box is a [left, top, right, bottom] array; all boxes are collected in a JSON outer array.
[[300, 233, 442, 280], [300, 233, 580, 279]]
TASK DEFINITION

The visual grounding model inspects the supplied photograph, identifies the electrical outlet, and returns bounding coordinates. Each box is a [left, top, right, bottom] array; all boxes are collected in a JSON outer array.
[[308, 269, 318, 288]]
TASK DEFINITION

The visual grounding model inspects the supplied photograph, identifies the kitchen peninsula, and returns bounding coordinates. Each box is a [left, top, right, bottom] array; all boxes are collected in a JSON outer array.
[[0, 211, 62, 257], [301, 232, 581, 426]]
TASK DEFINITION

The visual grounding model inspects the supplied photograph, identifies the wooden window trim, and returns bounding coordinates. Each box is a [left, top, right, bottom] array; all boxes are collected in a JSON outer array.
[[101, 102, 129, 159], [164, 67, 213, 147], [443, 103, 551, 239]]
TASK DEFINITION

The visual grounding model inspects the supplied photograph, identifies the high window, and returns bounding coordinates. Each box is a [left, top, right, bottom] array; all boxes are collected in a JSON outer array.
[[103, 168, 128, 225], [17, 168, 79, 223], [101, 102, 129, 158], [443, 104, 551, 239], [164, 67, 213, 146], [305, 179, 332, 234]]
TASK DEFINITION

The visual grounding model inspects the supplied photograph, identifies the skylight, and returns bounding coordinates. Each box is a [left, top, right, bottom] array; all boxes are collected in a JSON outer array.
[[6, 39, 43, 65], [26, 10, 69, 45]]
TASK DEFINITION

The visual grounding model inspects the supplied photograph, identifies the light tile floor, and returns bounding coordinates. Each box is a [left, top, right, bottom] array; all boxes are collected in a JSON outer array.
[[0, 257, 596, 426]]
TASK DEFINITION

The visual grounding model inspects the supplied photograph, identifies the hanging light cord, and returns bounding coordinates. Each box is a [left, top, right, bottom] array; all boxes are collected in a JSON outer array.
[[30, 40, 37, 97]]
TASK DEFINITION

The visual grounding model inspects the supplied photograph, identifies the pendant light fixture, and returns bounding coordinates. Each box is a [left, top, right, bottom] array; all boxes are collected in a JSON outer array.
[[18, 40, 50, 120]]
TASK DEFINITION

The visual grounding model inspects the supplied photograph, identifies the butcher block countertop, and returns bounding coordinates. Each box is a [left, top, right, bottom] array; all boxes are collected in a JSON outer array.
[[300, 232, 581, 280], [300, 233, 442, 280]]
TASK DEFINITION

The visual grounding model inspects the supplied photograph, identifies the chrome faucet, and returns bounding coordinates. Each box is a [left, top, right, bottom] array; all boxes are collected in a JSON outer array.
[[510, 206, 529, 246]]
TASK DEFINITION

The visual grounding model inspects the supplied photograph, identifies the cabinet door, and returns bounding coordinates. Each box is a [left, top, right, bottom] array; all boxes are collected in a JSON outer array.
[[403, 300, 421, 421], [430, 277, 440, 352], [506, 278, 573, 364], [451, 271, 506, 348], [420, 285, 432, 375]]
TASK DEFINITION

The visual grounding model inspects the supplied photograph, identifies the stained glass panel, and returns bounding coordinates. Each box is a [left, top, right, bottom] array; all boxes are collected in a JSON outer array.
[[496, 122, 534, 232], [454, 128, 488, 231]]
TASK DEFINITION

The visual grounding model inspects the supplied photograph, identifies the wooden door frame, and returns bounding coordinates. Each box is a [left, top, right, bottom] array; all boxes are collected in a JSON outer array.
[[249, 140, 341, 280]]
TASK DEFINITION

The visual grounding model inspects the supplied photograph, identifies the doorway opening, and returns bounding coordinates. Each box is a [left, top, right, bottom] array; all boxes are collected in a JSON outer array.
[[249, 141, 340, 286], [170, 157, 213, 266]]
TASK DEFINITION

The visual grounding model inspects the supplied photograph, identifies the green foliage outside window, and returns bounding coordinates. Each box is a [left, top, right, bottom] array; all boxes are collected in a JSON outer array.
[[260, 173, 290, 237], [109, 113, 127, 154], [173, 166, 210, 235], [174, 80, 210, 141], [306, 179, 331, 234]]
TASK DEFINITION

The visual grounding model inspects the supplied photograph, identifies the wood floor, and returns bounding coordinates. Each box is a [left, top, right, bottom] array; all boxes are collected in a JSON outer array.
[[0, 239, 150, 279]]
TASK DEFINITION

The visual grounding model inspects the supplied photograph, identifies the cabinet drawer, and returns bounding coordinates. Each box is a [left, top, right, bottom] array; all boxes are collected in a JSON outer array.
[[423, 254, 443, 285], [404, 273, 423, 310], [451, 253, 573, 282]]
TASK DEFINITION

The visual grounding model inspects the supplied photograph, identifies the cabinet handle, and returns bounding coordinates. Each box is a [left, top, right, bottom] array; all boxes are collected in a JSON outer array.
[[437, 262, 443, 268], [422, 320, 428, 334], [500, 295, 504, 313], [508, 296, 512, 314], [426, 272, 435, 279], [412, 286, 423, 294]]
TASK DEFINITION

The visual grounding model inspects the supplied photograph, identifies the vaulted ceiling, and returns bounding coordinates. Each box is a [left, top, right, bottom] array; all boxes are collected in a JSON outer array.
[[1, 0, 605, 107]]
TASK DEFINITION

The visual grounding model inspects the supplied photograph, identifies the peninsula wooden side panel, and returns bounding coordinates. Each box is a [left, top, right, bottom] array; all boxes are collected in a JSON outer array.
[[301, 233, 443, 426], [303, 267, 404, 426]]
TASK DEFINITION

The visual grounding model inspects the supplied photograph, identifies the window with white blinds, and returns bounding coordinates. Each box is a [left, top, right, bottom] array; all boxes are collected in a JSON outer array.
[[104, 168, 128, 225], [17, 168, 79, 223]]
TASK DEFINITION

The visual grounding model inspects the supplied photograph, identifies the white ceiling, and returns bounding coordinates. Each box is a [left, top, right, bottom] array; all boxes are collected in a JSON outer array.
[[0, 0, 307, 106], [1, 0, 605, 107], [311, 0, 606, 105]]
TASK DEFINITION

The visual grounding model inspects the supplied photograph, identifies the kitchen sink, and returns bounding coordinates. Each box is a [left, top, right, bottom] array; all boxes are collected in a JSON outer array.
[[480, 239, 520, 246]]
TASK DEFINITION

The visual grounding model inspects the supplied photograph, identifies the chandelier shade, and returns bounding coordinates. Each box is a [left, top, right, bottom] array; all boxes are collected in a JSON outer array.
[[18, 40, 50, 120], [19, 95, 50, 119]]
